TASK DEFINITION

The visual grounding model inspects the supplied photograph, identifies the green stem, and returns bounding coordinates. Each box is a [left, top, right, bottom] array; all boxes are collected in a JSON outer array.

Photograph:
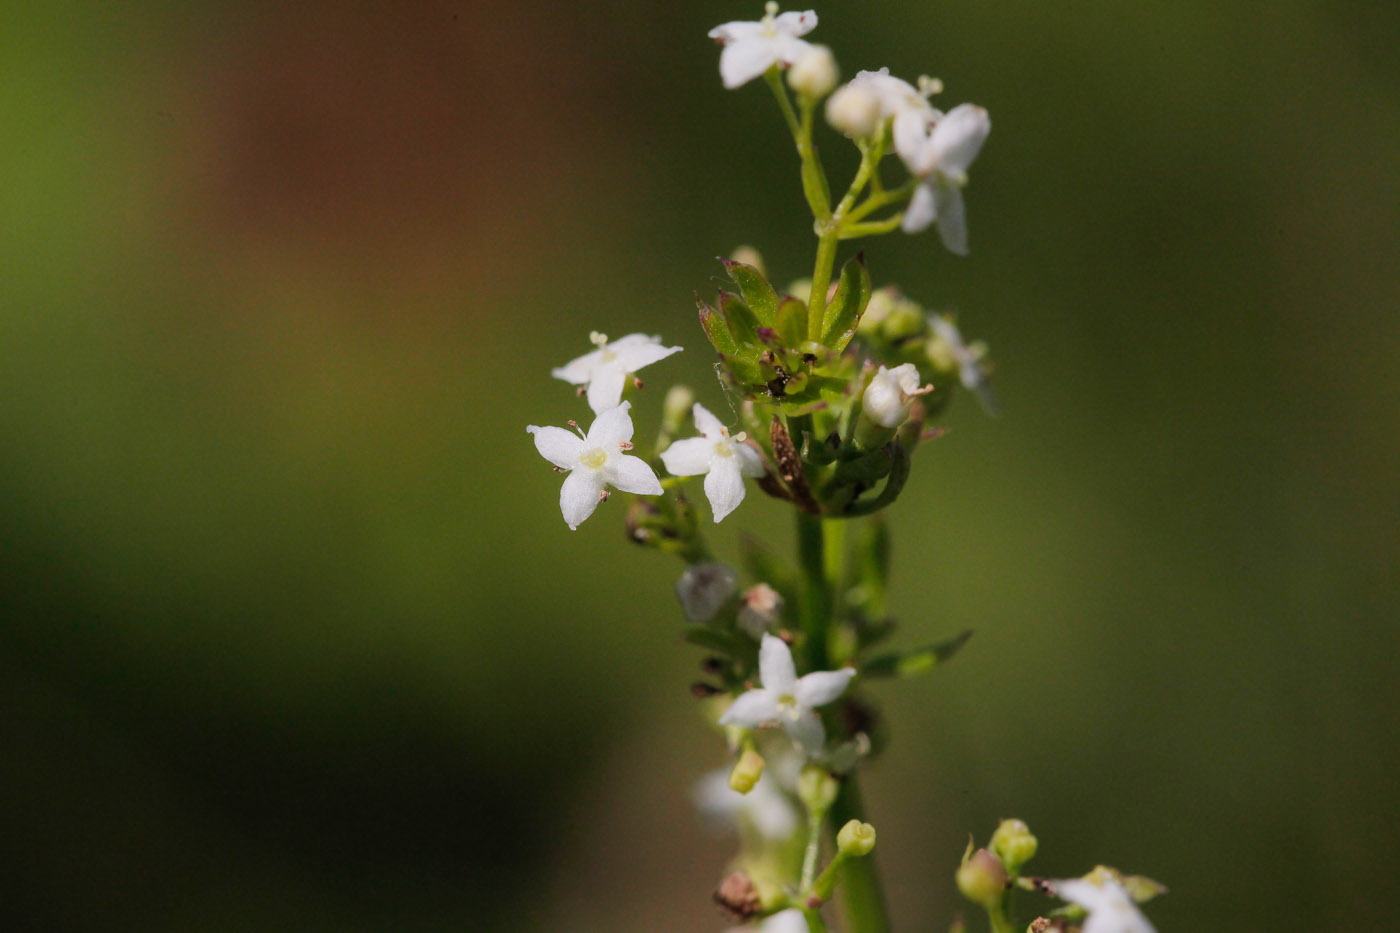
[[801, 907, 832, 933], [840, 215, 907, 239], [846, 179, 919, 224], [806, 228, 840, 342], [767, 68, 831, 220], [830, 776, 892, 933], [986, 899, 1016, 933], [796, 510, 830, 669]]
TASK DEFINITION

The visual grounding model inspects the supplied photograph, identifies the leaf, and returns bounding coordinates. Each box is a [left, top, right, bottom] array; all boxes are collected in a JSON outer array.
[[722, 258, 780, 326], [775, 296, 809, 349], [718, 290, 761, 346], [683, 627, 741, 655], [820, 252, 872, 352], [862, 629, 973, 678], [843, 439, 912, 517], [697, 294, 738, 356]]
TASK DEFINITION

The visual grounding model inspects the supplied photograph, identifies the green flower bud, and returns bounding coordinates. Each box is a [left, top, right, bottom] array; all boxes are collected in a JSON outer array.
[[956, 848, 1008, 908], [730, 245, 766, 279], [728, 747, 765, 794], [837, 819, 877, 857], [879, 298, 926, 343], [662, 384, 696, 434], [796, 764, 839, 812], [857, 287, 897, 337], [989, 818, 1038, 872]]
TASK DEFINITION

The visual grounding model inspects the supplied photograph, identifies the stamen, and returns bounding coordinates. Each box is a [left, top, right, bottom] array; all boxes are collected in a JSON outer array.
[[733, 431, 748, 443], [567, 419, 586, 439], [589, 331, 608, 348], [618, 440, 634, 451], [764, 1, 779, 18], [633, 377, 644, 389], [598, 489, 611, 502], [918, 75, 944, 97]]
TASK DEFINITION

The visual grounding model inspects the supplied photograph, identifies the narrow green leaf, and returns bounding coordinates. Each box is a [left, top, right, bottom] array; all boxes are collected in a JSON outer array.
[[697, 295, 738, 356], [718, 290, 761, 346], [775, 296, 808, 349], [862, 629, 973, 678], [722, 259, 780, 326], [820, 252, 872, 352]]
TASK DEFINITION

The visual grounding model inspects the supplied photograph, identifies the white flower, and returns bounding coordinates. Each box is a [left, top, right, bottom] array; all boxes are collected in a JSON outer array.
[[660, 403, 765, 523], [928, 314, 998, 412], [862, 363, 931, 428], [1052, 878, 1156, 933], [897, 103, 991, 254], [825, 82, 883, 138], [694, 769, 799, 842], [527, 402, 662, 530], [841, 68, 941, 154], [759, 910, 809, 933], [551, 332, 682, 415], [708, 3, 818, 90], [718, 633, 855, 753], [787, 44, 837, 98]]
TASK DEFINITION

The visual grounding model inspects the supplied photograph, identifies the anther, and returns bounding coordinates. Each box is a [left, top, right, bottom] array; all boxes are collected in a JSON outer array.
[[598, 490, 611, 502], [618, 440, 634, 451], [633, 377, 644, 389]]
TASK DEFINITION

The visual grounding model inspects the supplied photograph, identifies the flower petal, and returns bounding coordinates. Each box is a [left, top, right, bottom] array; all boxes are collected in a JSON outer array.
[[783, 711, 825, 753], [892, 109, 930, 171], [929, 103, 990, 181], [585, 364, 628, 414], [605, 454, 662, 496], [660, 436, 713, 476], [526, 425, 583, 469], [708, 20, 766, 43], [550, 347, 601, 385], [794, 668, 855, 708], [901, 182, 936, 234], [719, 689, 780, 727], [736, 442, 766, 478], [720, 39, 778, 89], [934, 184, 968, 256], [761, 909, 811, 933], [611, 334, 682, 373], [759, 633, 797, 694], [691, 402, 725, 439], [704, 456, 746, 523], [559, 469, 603, 530], [586, 401, 634, 447], [773, 10, 818, 37]]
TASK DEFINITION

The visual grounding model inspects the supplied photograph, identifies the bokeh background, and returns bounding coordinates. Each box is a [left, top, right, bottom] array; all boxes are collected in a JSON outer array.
[[3, 1, 1397, 930]]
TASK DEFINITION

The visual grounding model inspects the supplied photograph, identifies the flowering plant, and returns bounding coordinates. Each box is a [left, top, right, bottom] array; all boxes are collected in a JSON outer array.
[[527, 5, 1165, 930]]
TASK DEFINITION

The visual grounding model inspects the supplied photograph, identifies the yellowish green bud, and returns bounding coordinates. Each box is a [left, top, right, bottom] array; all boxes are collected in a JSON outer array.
[[796, 764, 839, 812], [837, 819, 877, 857], [788, 45, 838, 99], [989, 818, 1038, 872], [956, 848, 1008, 908], [730, 245, 766, 278], [662, 384, 696, 434], [880, 298, 926, 343], [857, 287, 897, 337], [728, 747, 765, 794]]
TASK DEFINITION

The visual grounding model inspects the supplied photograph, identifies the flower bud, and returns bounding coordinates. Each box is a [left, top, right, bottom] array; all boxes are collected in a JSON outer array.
[[676, 561, 738, 623], [796, 764, 839, 812], [857, 287, 897, 337], [989, 818, 1038, 872], [728, 746, 766, 794], [825, 83, 882, 138], [861, 363, 926, 429], [729, 245, 766, 278], [662, 384, 696, 434], [837, 819, 877, 858], [880, 298, 926, 343], [737, 583, 784, 638], [788, 44, 838, 99], [956, 848, 1009, 908]]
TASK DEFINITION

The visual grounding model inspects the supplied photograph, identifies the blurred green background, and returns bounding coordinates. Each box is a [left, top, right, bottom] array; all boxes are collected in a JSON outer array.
[[2, 1, 1397, 929]]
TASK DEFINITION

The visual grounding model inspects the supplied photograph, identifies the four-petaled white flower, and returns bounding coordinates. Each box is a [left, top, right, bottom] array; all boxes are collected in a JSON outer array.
[[708, 3, 818, 90], [846, 68, 942, 159], [719, 633, 855, 753], [928, 314, 998, 413], [660, 403, 765, 523], [862, 362, 933, 429], [1052, 878, 1156, 933], [694, 769, 800, 842], [527, 402, 662, 530], [552, 332, 682, 415], [896, 103, 991, 255]]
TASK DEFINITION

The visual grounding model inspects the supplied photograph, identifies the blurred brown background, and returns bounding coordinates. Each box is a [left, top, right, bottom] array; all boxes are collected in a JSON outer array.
[[2, 0, 1397, 929]]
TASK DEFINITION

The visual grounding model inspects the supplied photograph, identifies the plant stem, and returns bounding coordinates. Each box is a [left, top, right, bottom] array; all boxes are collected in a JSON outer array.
[[796, 509, 830, 669], [831, 776, 893, 933], [806, 228, 840, 342]]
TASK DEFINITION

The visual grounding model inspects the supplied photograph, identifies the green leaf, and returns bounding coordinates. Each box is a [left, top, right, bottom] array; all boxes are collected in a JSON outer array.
[[697, 295, 738, 356], [718, 290, 761, 346], [851, 517, 891, 619], [820, 252, 872, 352], [843, 439, 911, 517], [775, 296, 809, 349], [862, 629, 973, 678], [722, 258, 780, 326]]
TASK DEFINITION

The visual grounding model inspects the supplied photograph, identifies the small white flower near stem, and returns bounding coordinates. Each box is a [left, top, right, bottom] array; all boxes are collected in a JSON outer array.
[[660, 403, 765, 523], [526, 402, 662, 530], [830, 68, 940, 147], [708, 3, 818, 90], [896, 102, 992, 254], [694, 769, 800, 842], [551, 332, 682, 415], [928, 313, 998, 413], [1051, 878, 1157, 933], [719, 634, 855, 753], [862, 363, 933, 428]]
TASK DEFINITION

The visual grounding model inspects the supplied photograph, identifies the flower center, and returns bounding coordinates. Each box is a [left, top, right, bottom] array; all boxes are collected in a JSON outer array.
[[580, 448, 609, 470], [713, 440, 734, 458], [776, 693, 798, 714]]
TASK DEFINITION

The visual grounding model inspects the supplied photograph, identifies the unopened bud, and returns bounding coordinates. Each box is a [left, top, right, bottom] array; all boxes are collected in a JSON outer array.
[[857, 287, 897, 337], [662, 384, 696, 433], [989, 818, 1038, 872], [729, 245, 766, 278], [729, 747, 766, 794], [956, 848, 1008, 908], [797, 764, 839, 812], [880, 297, 926, 342], [737, 583, 784, 638], [713, 870, 761, 922], [825, 83, 883, 138], [837, 819, 877, 858], [861, 363, 927, 429], [788, 44, 838, 98], [676, 562, 738, 623]]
